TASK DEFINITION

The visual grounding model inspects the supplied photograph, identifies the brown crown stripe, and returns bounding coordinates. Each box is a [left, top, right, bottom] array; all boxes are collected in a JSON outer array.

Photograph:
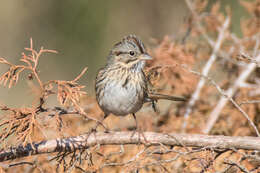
[[126, 36, 145, 54], [113, 35, 145, 54]]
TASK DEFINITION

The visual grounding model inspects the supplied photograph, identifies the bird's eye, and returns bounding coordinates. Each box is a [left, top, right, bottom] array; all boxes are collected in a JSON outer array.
[[129, 51, 135, 56]]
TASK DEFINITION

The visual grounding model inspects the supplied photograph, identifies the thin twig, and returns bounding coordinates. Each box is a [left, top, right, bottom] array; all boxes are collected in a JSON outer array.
[[181, 65, 260, 136], [224, 159, 250, 173], [203, 53, 260, 135]]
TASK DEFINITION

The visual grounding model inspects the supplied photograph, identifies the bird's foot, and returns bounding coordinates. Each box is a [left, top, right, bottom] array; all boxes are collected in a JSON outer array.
[[89, 119, 110, 133], [130, 127, 148, 145]]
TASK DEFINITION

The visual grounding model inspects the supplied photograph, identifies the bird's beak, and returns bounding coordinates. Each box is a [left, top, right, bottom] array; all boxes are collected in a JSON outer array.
[[139, 53, 152, 60]]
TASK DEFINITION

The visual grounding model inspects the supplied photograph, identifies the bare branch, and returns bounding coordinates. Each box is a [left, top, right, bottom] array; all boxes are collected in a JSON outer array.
[[181, 65, 260, 136], [182, 5, 230, 129], [0, 132, 260, 162], [203, 53, 260, 134]]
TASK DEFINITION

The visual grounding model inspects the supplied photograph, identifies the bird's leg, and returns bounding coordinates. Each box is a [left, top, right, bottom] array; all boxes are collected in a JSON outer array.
[[145, 97, 159, 113], [151, 100, 158, 113], [92, 113, 110, 133], [85, 113, 110, 144], [131, 113, 148, 144], [102, 113, 110, 133], [133, 113, 138, 130]]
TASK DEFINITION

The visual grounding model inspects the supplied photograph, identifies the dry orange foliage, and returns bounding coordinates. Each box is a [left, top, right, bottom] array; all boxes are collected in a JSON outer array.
[[0, 0, 260, 172]]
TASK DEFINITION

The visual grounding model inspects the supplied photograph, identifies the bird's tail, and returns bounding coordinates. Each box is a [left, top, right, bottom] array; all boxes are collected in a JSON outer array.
[[148, 93, 187, 102]]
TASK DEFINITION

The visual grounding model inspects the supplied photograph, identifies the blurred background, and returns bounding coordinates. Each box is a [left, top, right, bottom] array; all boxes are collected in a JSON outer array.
[[0, 0, 248, 107]]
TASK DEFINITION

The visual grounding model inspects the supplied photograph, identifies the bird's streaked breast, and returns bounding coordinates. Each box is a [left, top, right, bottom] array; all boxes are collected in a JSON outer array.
[[95, 66, 146, 116]]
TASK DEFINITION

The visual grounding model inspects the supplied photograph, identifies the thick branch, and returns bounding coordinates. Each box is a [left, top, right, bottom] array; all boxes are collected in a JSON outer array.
[[1, 132, 260, 162]]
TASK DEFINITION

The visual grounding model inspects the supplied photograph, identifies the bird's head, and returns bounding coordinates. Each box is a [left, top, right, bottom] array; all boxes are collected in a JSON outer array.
[[107, 35, 152, 71]]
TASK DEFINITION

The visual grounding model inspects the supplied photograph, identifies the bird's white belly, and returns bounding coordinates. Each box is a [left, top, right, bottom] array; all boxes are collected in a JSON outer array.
[[101, 80, 143, 116]]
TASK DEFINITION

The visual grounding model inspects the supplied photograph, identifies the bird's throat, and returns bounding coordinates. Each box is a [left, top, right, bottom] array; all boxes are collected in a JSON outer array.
[[130, 60, 145, 72]]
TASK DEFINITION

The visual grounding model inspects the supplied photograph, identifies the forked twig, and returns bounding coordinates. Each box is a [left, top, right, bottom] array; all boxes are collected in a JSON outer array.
[[202, 53, 260, 135], [181, 65, 260, 136]]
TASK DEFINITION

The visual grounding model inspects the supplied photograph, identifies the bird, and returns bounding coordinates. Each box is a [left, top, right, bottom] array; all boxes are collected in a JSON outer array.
[[95, 35, 186, 131]]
